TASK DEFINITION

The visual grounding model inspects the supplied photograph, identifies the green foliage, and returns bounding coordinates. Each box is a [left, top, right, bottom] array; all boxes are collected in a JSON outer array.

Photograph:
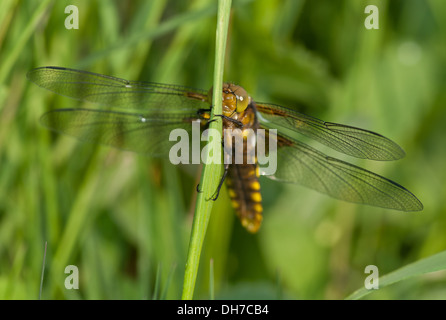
[[1, 0, 445, 299]]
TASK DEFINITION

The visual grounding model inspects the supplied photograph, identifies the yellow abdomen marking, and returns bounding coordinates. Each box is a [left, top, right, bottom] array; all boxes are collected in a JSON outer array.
[[250, 180, 261, 191], [250, 191, 262, 203]]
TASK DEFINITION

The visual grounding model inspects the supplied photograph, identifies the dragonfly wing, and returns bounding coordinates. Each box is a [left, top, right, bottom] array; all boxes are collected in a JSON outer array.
[[256, 102, 405, 161], [258, 131, 422, 211], [27, 66, 210, 112], [41, 108, 202, 157]]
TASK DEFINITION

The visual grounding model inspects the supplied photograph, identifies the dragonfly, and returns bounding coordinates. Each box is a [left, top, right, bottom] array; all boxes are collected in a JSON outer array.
[[27, 66, 423, 233]]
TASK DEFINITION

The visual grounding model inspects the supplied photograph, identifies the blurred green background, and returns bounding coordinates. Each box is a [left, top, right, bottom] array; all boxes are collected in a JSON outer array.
[[1, 0, 445, 299]]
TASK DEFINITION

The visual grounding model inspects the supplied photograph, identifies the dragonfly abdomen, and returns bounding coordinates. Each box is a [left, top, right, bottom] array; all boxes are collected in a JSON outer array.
[[226, 163, 263, 233]]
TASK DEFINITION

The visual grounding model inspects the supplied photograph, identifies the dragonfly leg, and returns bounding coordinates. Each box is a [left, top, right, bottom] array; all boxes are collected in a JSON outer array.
[[198, 108, 243, 127], [208, 164, 230, 201], [197, 160, 228, 198], [212, 114, 243, 127]]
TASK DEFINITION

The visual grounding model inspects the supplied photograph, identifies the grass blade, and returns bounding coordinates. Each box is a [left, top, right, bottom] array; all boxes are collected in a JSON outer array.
[[346, 250, 446, 300], [209, 259, 215, 300], [39, 241, 47, 300], [181, 0, 232, 300]]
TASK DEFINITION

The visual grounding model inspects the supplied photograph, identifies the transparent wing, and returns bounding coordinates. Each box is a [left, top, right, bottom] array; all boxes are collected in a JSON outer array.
[[259, 131, 422, 211], [27, 66, 210, 113], [41, 108, 201, 157], [256, 102, 405, 161]]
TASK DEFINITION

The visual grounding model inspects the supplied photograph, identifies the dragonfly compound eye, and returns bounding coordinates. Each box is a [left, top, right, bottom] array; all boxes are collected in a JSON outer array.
[[231, 85, 250, 113]]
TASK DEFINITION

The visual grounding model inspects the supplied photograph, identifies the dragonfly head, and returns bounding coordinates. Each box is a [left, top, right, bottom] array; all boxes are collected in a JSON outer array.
[[208, 83, 252, 116]]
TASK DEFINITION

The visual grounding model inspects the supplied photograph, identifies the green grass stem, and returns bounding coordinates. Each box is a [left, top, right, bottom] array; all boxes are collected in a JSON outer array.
[[181, 0, 232, 300]]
